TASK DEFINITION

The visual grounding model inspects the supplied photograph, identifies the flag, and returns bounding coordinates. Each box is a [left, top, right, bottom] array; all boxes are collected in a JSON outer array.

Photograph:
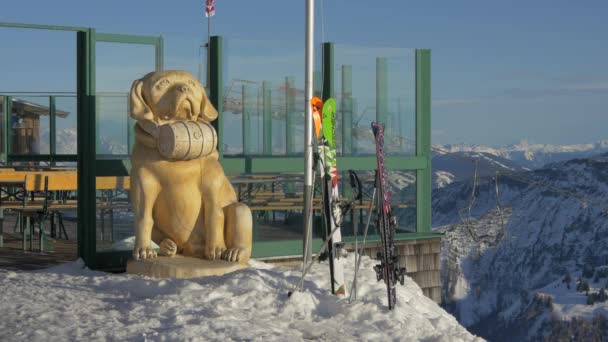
[[205, 0, 215, 17]]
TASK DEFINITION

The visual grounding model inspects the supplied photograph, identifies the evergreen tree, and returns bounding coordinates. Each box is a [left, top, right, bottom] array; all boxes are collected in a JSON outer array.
[[599, 288, 608, 303], [581, 281, 590, 295], [563, 273, 572, 289]]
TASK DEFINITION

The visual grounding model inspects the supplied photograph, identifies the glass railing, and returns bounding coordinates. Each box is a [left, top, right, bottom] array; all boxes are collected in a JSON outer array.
[[222, 38, 313, 156], [334, 44, 416, 156]]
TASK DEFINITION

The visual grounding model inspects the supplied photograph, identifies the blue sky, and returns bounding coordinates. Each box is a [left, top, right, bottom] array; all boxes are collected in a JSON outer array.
[[1, 0, 607, 146]]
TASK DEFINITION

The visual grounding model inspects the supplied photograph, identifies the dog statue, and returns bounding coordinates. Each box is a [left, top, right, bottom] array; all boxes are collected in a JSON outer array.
[[129, 70, 252, 264]]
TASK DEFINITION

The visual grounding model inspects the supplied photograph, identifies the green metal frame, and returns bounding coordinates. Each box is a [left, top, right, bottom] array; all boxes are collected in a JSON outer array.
[[1, 24, 434, 269], [416, 49, 432, 232], [207, 38, 436, 259], [91, 32, 164, 270], [1, 22, 163, 269]]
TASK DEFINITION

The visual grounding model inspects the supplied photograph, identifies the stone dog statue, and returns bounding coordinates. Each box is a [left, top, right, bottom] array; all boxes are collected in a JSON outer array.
[[129, 70, 252, 264]]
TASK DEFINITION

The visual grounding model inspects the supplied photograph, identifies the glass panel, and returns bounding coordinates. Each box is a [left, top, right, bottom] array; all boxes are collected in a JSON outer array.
[[239, 176, 305, 242], [54, 96, 77, 154], [325, 170, 416, 241], [95, 41, 156, 252], [0, 28, 76, 93], [334, 45, 416, 156], [11, 96, 50, 155], [96, 181, 134, 252], [96, 42, 155, 158], [97, 95, 129, 155], [223, 38, 306, 156], [0, 28, 76, 161]]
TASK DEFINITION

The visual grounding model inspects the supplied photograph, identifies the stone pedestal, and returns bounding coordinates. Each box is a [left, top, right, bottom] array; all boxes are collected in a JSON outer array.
[[127, 255, 247, 279]]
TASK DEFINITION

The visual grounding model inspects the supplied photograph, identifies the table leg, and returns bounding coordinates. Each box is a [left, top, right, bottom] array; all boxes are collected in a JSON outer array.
[[27, 216, 32, 251], [39, 221, 44, 252], [21, 213, 26, 251], [0, 208, 4, 248]]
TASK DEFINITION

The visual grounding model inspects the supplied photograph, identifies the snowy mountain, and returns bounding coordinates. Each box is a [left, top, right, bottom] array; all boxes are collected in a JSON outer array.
[[0, 256, 481, 341], [432, 151, 528, 189], [433, 153, 608, 340], [436, 139, 608, 169], [41, 128, 129, 155]]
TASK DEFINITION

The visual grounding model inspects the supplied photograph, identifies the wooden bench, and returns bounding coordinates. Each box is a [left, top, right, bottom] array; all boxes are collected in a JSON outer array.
[[0, 173, 132, 251]]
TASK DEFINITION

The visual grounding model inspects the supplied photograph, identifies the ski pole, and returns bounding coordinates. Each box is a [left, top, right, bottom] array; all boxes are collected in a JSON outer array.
[[349, 184, 376, 303], [288, 221, 346, 297]]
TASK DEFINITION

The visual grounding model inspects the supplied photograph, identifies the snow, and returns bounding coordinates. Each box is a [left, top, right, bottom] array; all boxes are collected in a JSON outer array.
[[0, 255, 481, 342], [537, 277, 608, 321], [435, 171, 455, 188], [435, 139, 608, 169]]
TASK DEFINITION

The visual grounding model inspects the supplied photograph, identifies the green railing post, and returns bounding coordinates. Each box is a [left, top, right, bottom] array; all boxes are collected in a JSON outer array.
[[128, 115, 136, 155], [155, 35, 164, 72], [285, 76, 296, 155], [77, 28, 97, 267], [2, 96, 12, 164], [322, 42, 334, 101], [376, 57, 388, 125], [351, 97, 358, 154], [209, 36, 223, 158], [262, 81, 272, 155], [49, 96, 56, 163], [415, 49, 431, 233], [95, 96, 100, 154], [341, 65, 352, 155], [242, 84, 253, 155]]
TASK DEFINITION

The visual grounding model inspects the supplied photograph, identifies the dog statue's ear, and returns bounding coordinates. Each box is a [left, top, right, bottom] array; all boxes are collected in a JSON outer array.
[[199, 90, 218, 122], [129, 79, 154, 121]]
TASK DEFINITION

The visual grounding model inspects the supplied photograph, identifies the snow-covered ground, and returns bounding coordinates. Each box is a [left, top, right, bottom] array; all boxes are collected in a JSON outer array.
[[0, 255, 481, 342], [537, 277, 608, 320]]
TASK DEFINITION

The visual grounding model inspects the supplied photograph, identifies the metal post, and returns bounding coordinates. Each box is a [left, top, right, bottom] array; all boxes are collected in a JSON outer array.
[[302, 0, 315, 264], [285, 76, 296, 155], [242, 84, 252, 155], [262, 81, 272, 155], [2, 96, 12, 163], [77, 28, 97, 267], [322, 43, 334, 102], [341, 65, 352, 155], [416, 49, 431, 233], [209, 36, 223, 158], [376, 57, 388, 125], [49, 96, 56, 163]]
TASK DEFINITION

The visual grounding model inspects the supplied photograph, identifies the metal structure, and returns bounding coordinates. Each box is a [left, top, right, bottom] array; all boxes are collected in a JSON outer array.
[[1, 21, 435, 271]]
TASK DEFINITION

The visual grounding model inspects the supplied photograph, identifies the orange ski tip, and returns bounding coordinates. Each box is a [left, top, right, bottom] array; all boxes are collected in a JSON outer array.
[[311, 97, 323, 139], [310, 96, 323, 111]]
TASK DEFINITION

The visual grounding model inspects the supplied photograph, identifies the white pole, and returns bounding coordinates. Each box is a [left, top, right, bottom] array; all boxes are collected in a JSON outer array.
[[302, 0, 315, 264]]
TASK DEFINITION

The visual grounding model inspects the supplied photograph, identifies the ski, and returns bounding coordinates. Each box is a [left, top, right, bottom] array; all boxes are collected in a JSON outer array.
[[318, 98, 346, 297], [371, 121, 406, 310], [289, 97, 352, 297]]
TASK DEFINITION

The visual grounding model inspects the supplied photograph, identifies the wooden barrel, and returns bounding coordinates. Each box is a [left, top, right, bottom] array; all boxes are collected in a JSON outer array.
[[157, 121, 217, 160]]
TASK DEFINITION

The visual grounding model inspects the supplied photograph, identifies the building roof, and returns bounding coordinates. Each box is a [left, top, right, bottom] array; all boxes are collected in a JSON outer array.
[[0, 97, 70, 118]]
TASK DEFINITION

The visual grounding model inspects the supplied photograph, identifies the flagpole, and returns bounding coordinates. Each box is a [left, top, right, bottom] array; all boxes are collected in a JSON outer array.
[[206, 9, 211, 87], [302, 0, 315, 264]]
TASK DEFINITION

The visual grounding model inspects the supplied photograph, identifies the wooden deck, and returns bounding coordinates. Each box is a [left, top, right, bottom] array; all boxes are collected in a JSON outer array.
[[0, 232, 78, 270]]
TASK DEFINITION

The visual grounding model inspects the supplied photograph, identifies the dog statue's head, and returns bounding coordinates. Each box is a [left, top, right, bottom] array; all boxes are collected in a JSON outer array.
[[129, 70, 217, 127]]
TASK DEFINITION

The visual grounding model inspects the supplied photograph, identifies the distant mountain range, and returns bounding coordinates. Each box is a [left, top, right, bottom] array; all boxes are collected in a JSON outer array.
[[433, 153, 608, 341], [436, 139, 608, 169], [431, 139, 608, 189], [42, 128, 129, 155]]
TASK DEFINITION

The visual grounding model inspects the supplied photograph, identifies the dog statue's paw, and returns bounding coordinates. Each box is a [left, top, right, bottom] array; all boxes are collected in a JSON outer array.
[[159, 238, 177, 257], [203, 243, 226, 261], [133, 246, 158, 260], [221, 247, 250, 263]]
